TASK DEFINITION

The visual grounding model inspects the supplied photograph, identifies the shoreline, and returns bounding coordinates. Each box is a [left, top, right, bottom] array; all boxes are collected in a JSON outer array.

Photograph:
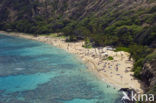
[[0, 31, 143, 93]]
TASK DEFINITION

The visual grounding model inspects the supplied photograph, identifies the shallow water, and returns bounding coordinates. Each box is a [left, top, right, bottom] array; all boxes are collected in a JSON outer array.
[[0, 34, 122, 103]]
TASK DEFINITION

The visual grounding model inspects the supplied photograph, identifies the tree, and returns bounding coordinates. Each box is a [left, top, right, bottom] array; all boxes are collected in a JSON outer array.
[[83, 37, 92, 48]]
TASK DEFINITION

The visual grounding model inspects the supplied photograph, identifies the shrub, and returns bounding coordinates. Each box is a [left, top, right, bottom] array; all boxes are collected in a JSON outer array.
[[115, 47, 130, 52], [83, 37, 92, 48], [133, 58, 145, 78], [107, 56, 114, 60], [145, 50, 156, 62]]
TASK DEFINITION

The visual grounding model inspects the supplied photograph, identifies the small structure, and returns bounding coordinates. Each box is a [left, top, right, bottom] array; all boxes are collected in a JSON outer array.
[[105, 46, 116, 51], [103, 52, 108, 56]]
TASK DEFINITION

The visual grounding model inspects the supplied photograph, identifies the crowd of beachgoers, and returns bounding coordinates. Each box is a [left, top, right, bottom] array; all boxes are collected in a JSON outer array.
[[0, 31, 143, 93]]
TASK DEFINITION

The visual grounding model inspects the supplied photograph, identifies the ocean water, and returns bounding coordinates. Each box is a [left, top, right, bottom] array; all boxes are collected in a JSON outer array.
[[0, 34, 122, 103]]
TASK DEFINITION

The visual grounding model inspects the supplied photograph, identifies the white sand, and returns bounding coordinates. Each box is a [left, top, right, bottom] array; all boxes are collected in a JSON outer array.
[[0, 31, 143, 93]]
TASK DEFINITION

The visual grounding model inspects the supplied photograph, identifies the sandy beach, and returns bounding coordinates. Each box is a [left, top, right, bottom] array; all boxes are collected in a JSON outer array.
[[0, 31, 143, 93]]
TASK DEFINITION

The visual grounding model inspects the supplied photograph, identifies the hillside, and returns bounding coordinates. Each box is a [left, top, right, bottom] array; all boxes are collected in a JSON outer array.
[[0, 0, 156, 97], [0, 0, 156, 45]]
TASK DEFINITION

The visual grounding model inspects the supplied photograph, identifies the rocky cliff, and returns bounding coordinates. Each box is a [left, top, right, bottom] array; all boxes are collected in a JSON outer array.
[[0, 0, 156, 21]]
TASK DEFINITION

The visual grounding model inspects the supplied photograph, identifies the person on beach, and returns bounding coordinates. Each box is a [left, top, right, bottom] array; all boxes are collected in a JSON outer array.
[[116, 67, 118, 71]]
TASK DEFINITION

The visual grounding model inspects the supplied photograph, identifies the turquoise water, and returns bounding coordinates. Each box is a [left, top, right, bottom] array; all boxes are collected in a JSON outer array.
[[0, 34, 122, 103]]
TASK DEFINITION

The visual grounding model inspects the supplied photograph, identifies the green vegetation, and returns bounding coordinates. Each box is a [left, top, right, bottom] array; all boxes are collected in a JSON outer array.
[[107, 56, 114, 60], [115, 47, 130, 52], [145, 50, 156, 62], [46, 33, 58, 37], [82, 37, 92, 48], [129, 44, 153, 78], [1, 6, 155, 48]]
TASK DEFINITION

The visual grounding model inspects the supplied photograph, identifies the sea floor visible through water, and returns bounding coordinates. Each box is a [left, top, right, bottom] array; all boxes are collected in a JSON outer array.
[[0, 34, 122, 103]]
